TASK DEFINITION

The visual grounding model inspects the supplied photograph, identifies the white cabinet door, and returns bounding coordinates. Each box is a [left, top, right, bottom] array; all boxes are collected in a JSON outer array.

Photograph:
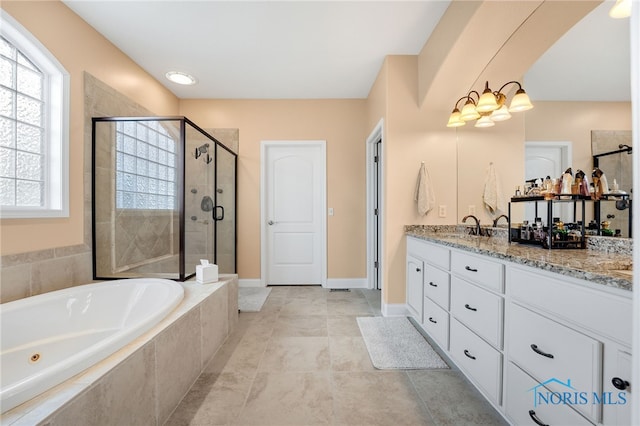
[[602, 348, 632, 425], [406, 254, 424, 321]]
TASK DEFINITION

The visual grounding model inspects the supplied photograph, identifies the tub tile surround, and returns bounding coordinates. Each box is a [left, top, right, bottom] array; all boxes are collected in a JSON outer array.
[[1, 276, 238, 426], [405, 225, 633, 291]]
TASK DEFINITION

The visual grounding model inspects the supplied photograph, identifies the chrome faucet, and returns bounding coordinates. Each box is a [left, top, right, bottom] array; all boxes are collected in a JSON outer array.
[[492, 214, 509, 227], [462, 215, 481, 236]]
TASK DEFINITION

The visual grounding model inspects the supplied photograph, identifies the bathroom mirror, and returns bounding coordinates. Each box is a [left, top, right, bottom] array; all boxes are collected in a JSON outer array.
[[592, 130, 633, 238], [455, 2, 632, 233]]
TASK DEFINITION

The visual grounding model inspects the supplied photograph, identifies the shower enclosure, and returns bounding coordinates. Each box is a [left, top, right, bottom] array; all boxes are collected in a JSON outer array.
[[591, 130, 633, 238], [92, 117, 237, 281]]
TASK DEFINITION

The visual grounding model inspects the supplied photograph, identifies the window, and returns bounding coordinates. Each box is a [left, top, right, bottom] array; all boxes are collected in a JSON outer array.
[[115, 121, 177, 210], [0, 11, 69, 218]]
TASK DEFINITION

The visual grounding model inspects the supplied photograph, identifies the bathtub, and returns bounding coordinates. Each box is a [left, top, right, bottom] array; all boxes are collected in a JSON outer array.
[[0, 278, 184, 414]]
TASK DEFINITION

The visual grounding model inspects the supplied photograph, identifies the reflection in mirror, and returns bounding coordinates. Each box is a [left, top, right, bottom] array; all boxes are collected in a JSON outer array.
[[592, 130, 633, 237]]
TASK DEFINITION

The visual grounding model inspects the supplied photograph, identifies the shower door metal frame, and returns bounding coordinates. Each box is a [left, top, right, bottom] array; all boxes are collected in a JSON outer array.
[[91, 116, 237, 282]]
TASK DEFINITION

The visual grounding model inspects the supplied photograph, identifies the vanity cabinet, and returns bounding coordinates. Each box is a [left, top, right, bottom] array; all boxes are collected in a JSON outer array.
[[505, 264, 633, 425], [406, 237, 504, 406], [405, 235, 633, 425]]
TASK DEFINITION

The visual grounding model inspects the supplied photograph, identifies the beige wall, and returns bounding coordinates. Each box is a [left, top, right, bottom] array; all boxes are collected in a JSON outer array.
[[0, 1, 179, 256], [179, 99, 368, 280], [525, 101, 632, 173]]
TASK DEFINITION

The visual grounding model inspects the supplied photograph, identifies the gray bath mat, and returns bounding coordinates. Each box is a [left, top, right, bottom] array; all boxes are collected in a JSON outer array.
[[357, 317, 448, 369], [238, 287, 272, 312]]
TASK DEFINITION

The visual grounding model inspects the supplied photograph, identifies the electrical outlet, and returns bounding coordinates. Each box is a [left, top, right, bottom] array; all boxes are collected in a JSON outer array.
[[468, 205, 476, 215], [328, 207, 334, 216], [438, 205, 447, 218]]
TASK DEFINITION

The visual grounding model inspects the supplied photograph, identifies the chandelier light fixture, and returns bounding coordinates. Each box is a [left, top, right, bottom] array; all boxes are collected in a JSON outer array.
[[446, 80, 533, 128]]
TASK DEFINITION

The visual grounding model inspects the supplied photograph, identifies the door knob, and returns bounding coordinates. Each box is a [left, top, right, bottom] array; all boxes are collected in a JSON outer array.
[[612, 377, 630, 390], [268, 220, 275, 225]]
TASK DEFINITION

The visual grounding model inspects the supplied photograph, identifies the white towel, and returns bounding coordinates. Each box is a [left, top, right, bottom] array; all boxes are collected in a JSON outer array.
[[599, 173, 610, 195], [483, 163, 506, 215], [414, 163, 435, 216]]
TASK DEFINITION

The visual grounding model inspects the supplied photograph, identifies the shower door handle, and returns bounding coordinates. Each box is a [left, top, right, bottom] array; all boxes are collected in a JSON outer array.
[[213, 206, 224, 221]]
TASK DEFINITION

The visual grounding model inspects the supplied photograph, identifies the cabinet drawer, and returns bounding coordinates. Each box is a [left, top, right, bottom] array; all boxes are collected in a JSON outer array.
[[451, 250, 503, 293], [508, 303, 602, 422], [451, 277, 503, 349], [407, 237, 450, 270], [505, 362, 593, 426], [508, 265, 632, 344], [423, 296, 449, 350], [424, 265, 450, 310], [450, 318, 502, 405]]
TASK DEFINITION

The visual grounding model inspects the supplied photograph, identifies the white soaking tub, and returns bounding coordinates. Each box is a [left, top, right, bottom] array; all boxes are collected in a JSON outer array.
[[0, 278, 184, 414]]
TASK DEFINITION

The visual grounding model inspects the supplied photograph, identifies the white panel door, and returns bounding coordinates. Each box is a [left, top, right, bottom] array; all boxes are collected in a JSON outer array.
[[263, 142, 325, 285], [524, 142, 570, 223]]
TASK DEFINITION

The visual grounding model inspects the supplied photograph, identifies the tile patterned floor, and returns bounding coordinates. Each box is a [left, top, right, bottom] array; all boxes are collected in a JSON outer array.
[[166, 287, 507, 426]]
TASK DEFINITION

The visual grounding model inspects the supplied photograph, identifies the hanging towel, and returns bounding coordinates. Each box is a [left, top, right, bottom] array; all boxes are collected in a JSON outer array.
[[414, 162, 436, 216], [483, 162, 507, 215], [599, 173, 610, 195]]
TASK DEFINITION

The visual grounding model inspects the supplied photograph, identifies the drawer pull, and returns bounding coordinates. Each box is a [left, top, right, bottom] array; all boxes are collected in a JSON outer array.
[[528, 410, 549, 426], [464, 303, 477, 312], [428, 317, 437, 324], [612, 377, 630, 390], [530, 344, 554, 359], [429, 281, 438, 287], [463, 349, 476, 360], [464, 265, 478, 272]]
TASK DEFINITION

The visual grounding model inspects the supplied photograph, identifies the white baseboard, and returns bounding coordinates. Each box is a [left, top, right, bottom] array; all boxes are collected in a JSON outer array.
[[325, 278, 368, 289], [382, 303, 409, 317], [238, 279, 264, 288], [240, 278, 368, 289]]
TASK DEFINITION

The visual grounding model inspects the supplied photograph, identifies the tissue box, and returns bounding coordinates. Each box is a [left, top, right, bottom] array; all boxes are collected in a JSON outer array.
[[196, 263, 218, 284]]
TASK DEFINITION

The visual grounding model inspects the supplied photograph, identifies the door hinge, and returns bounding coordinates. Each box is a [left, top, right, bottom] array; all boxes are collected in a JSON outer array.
[[374, 155, 379, 163], [374, 261, 379, 268], [374, 208, 378, 215]]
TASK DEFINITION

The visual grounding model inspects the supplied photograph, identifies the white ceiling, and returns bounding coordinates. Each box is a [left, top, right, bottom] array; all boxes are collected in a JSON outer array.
[[63, 0, 630, 101], [525, 0, 630, 102]]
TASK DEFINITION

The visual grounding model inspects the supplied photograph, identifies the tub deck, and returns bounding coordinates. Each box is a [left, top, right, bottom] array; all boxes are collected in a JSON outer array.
[[1, 275, 238, 426]]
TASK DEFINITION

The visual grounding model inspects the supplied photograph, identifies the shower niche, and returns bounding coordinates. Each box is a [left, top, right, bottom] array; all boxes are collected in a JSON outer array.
[[92, 117, 237, 281]]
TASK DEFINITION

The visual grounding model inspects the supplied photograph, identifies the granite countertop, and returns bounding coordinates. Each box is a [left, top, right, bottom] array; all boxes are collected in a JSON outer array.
[[405, 225, 633, 292]]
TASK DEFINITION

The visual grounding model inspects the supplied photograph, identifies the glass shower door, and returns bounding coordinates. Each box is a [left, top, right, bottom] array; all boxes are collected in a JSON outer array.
[[184, 123, 216, 278], [215, 145, 237, 273]]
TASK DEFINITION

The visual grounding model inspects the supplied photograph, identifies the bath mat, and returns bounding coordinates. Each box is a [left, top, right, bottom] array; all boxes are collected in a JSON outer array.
[[357, 317, 448, 369], [238, 287, 272, 312]]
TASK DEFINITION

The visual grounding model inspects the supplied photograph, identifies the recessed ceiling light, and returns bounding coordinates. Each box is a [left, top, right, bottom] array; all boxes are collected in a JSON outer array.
[[165, 71, 197, 85]]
